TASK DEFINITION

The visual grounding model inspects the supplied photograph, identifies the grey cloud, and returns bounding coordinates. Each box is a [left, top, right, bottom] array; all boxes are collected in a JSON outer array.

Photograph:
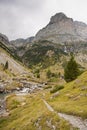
[[0, 0, 46, 10], [0, 0, 87, 40], [0, 0, 47, 40]]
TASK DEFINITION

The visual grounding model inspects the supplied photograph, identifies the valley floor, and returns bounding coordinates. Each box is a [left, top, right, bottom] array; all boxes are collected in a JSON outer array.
[[0, 71, 87, 130], [0, 89, 78, 130]]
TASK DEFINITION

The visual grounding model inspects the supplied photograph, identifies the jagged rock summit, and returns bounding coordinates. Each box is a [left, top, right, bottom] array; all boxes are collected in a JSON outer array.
[[0, 33, 9, 44], [34, 12, 87, 43], [49, 12, 71, 24]]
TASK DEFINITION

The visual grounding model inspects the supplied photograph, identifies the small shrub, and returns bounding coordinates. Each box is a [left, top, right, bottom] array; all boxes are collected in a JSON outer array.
[[11, 100, 20, 109], [34, 69, 40, 74], [44, 86, 52, 89], [46, 69, 52, 78], [50, 85, 64, 93], [36, 73, 40, 78], [47, 69, 58, 79], [33, 68, 40, 78], [49, 77, 58, 82]]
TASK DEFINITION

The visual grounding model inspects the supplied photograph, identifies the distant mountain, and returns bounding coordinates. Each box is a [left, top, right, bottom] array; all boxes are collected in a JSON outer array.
[[0, 33, 9, 44], [34, 12, 87, 43], [10, 37, 34, 57], [1, 13, 87, 69], [21, 13, 87, 68], [10, 37, 34, 47], [0, 34, 28, 75]]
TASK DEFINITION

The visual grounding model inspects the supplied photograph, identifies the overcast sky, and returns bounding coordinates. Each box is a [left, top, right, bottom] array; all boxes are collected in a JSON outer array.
[[0, 0, 87, 40]]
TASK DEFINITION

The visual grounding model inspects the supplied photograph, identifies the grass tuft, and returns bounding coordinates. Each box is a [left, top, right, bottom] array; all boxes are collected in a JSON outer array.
[[50, 85, 64, 93]]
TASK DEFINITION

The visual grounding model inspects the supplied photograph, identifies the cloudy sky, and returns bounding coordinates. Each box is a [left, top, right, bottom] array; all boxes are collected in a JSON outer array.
[[0, 0, 87, 40]]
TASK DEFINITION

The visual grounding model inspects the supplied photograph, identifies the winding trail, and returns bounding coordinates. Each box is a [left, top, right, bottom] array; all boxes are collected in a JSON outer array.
[[43, 99, 87, 130]]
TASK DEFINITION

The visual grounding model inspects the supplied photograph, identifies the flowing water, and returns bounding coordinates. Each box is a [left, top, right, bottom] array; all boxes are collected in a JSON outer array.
[[0, 93, 7, 116]]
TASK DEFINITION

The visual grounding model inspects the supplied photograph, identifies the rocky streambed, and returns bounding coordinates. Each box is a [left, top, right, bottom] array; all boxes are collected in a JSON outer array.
[[0, 80, 45, 117], [0, 94, 9, 117]]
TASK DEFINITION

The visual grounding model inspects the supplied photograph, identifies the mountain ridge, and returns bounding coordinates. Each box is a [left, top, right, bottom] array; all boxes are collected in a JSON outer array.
[[0, 13, 87, 69], [33, 12, 87, 43]]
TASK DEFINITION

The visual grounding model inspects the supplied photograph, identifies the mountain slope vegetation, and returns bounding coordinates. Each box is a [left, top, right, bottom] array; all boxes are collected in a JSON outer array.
[[46, 70, 87, 119], [22, 41, 66, 68], [0, 92, 78, 130]]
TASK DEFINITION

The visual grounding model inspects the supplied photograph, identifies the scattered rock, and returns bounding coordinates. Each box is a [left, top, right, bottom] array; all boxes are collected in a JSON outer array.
[[73, 96, 80, 101], [51, 91, 60, 99], [85, 94, 87, 97], [21, 102, 26, 106], [1, 112, 10, 117], [81, 86, 87, 91]]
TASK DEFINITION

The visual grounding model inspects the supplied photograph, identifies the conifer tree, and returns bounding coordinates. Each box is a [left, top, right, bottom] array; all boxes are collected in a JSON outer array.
[[4, 61, 8, 70], [64, 55, 79, 82]]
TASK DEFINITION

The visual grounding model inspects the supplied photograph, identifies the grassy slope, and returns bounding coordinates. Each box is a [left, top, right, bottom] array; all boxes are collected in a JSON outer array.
[[0, 43, 34, 91], [0, 92, 78, 130], [46, 71, 87, 119], [0, 41, 32, 77]]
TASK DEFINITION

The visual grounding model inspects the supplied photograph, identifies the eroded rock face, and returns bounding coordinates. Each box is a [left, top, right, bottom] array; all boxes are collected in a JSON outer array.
[[0, 33, 15, 51], [49, 12, 71, 24], [10, 37, 34, 47], [0, 33, 9, 45], [34, 12, 87, 43], [10, 37, 34, 57]]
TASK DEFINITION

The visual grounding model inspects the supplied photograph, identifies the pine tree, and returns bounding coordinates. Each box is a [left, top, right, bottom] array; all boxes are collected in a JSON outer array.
[[4, 61, 8, 70], [64, 55, 79, 82]]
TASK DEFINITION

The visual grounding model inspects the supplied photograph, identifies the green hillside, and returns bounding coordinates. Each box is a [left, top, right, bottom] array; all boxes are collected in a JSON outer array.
[[0, 92, 78, 130], [22, 41, 66, 68], [46, 71, 87, 119]]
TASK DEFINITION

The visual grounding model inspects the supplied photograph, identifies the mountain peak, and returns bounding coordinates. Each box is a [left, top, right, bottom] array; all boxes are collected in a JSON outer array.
[[49, 12, 70, 24], [34, 12, 87, 43]]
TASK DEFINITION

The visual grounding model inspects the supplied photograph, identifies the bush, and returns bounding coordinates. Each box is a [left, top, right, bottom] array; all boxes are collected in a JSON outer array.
[[48, 77, 58, 82], [33, 68, 40, 78], [50, 85, 64, 93], [46, 69, 52, 78], [44, 86, 52, 89], [47, 69, 58, 79], [36, 73, 40, 78]]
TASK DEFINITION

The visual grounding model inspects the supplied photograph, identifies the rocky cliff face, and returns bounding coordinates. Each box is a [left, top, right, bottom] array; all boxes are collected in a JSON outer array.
[[0, 34, 30, 79], [0, 33, 16, 52], [10, 36, 34, 47], [10, 37, 34, 57], [0, 33, 9, 45], [34, 12, 87, 43]]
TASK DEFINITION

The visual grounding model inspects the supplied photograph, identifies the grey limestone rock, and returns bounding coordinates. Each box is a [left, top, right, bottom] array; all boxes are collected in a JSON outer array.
[[34, 12, 87, 43]]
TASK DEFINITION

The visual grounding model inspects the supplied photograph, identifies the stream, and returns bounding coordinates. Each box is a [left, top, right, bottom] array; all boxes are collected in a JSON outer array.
[[0, 93, 9, 117], [0, 81, 44, 116]]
